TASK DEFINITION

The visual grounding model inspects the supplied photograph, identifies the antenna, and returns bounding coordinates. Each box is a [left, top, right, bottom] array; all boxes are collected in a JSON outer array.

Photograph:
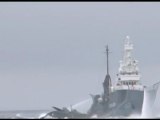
[[105, 45, 109, 75]]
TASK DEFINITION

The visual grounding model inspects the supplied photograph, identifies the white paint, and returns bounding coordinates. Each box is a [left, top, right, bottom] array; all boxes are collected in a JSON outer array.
[[113, 36, 143, 90]]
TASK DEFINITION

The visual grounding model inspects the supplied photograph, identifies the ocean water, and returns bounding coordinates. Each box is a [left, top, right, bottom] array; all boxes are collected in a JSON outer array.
[[0, 109, 159, 119], [0, 110, 51, 118]]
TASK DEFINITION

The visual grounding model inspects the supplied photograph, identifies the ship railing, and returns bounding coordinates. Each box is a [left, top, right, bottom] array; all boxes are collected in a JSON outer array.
[[144, 81, 160, 91], [113, 85, 144, 91], [152, 81, 160, 90]]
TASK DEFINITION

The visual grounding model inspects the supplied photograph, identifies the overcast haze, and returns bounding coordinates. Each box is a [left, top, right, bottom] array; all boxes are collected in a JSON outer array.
[[0, 2, 160, 110]]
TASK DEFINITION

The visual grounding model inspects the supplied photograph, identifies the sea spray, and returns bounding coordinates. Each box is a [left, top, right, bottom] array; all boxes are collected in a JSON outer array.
[[141, 88, 153, 118], [67, 98, 92, 114]]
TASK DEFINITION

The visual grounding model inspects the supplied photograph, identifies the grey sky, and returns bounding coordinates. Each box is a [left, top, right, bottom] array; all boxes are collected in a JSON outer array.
[[0, 2, 160, 110]]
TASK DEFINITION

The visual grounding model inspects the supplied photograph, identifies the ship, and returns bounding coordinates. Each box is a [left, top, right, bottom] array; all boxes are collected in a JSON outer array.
[[42, 36, 160, 119]]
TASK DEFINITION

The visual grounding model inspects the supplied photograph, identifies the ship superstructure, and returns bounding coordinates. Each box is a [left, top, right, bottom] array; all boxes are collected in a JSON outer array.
[[115, 36, 143, 91]]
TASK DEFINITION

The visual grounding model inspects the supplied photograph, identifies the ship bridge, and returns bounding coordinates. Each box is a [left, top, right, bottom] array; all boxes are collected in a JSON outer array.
[[116, 36, 142, 90]]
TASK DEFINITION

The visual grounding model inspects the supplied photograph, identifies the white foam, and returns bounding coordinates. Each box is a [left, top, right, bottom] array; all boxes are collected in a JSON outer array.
[[38, 112, 48, 119]]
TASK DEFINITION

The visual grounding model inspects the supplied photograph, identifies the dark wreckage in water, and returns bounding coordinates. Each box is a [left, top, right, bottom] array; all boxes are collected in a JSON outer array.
[[42, 36, 160, 119]]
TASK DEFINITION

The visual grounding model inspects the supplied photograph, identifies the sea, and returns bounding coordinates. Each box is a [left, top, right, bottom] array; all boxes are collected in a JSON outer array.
[[0, 110, 51, 119], [0, 109, 159, 119]]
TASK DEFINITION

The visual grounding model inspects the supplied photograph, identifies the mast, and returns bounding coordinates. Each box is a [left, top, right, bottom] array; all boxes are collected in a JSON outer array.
[[106, 45, 109, 75], [103, 45, 112, 102], [105, 45, 111, 86]]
